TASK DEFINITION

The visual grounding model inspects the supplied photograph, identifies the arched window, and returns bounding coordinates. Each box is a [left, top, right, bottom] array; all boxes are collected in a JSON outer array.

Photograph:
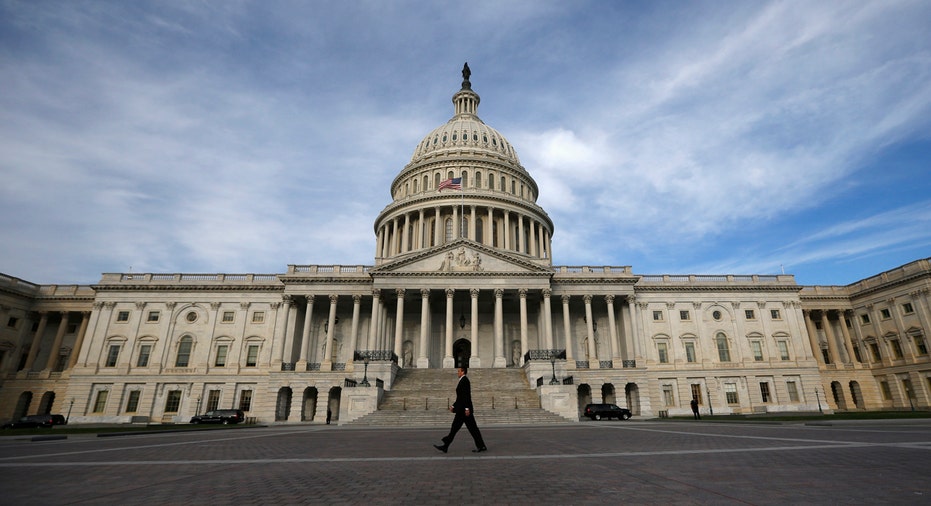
[[413, 179, 418, 193], [435, 173, 441, 189], [445, 218, 453, 242], [176, 336, 193, 367], [715, 333, 731, 362], [423, 175, 428, 192], [488, 173, 494, 189], [407, 223, 414, 251], [461, 171, 468, 188], [500, 176, 505, 192], [475, 172, 482, 188], [476, 218, 484, 244]]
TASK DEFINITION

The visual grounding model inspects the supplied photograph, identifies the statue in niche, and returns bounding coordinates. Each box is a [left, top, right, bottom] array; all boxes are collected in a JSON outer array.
[[403, 341, 413, 368], [511, 340, 521, 367]]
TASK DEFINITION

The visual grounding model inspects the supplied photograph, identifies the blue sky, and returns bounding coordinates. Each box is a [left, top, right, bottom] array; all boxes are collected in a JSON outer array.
[[1, 0, 929, 286]]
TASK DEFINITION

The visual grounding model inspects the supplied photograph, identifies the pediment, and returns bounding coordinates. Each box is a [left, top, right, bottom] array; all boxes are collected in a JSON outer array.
[[371, 239, 552, 275]]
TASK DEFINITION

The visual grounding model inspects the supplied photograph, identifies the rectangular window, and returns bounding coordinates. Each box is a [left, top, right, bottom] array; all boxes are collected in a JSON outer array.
[[685, 342, 696, 363], [679, 310, 690, 321], [67, 323, 78, 334], [777, 341, 790, 361], [652, 310, 663, 321], [716, 336, 731, 362], [903, 379, 915, 400], [206, 390, 221, 412], [724, 383, 739, 404], [239, 390, 253, 411], [116, 311, 130, 322], [93, 390, 109, 413], [146, 311, 160, 323], [222, 311, 235, 323], [786, 381, 800, 402], [745, 309, 756, 320], [879, 381, 892, 400], [915, 336, 928, 356], [770, 309, 781, 320], [252, 311, 265, 324], [870, 342, 881, 361], [760, 382, 771, 403], [137, 344, 152, 367], [246, 345, 259, 367], [901, 302, 914, 315], [662, 385, 675, 407], [125, 390, 141, 413], [890, 339, 903, 359], [751, 341, 763, 361], [690, 384, 703, 404], [215, 345, 228, 367], [657, 343, 668, 364], [164, 390, 182, 413], [880, 308, 891, 319], [6, 316, 18, 328], [860, 314, 871, 324], [105, 345, 120, 367]]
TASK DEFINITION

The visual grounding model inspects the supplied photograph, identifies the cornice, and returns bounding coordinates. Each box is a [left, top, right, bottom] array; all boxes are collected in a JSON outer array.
[[90, 284, 285, 293]]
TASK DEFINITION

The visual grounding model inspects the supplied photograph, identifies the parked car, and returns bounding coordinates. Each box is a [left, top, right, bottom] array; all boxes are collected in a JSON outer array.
[[190, 409, 245, 425], [2, 414, 65, 429], [584, 403, 632, 421]]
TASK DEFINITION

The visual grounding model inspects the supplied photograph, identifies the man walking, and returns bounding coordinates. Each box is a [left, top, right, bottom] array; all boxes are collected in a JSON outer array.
[[434, 367, 487, 453], [690, 397, 701, 420]]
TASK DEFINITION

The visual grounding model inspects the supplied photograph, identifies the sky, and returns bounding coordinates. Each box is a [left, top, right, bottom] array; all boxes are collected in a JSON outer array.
[[1, 0, 930, 287]]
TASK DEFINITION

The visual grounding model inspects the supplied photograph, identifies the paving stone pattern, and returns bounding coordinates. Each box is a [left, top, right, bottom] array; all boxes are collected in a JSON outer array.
[[1, 420, 930, 505]]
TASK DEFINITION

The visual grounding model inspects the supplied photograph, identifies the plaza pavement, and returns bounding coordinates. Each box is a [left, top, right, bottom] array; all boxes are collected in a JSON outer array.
[[1, 418, 930, 505]]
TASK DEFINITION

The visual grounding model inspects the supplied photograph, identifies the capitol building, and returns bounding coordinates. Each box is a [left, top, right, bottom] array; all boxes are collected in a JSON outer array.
[[1, 66, 929, 425]]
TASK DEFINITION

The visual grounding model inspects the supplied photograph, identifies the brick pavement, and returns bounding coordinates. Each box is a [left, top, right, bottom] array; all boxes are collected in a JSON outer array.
[[1, 419, 930, 505]]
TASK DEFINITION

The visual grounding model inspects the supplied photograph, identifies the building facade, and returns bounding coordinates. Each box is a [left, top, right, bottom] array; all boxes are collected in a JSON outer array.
[[1, 67, 929, 424]]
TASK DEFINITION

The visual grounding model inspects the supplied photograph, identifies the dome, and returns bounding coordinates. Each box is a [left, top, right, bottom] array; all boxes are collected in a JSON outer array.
[[408, 65, 521, 167]]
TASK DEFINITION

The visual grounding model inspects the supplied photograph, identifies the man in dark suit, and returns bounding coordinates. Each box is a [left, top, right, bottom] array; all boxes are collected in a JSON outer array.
[[434, 367, 487, 453]]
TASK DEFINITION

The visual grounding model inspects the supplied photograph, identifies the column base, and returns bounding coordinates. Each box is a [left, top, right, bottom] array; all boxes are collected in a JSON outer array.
[[416, 357, 429, 369], [493, 356, 507, 368], [320, 361, 332, 372], [443, 356, 455, 368]]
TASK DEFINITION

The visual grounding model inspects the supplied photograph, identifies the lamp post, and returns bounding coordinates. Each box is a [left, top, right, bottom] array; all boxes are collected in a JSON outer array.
[[66, 398, 74, 424], [816, 388, 823, 414], [549, 355, 558, 385], [706, 386, 713, 416], [361, 355, 370, 386]]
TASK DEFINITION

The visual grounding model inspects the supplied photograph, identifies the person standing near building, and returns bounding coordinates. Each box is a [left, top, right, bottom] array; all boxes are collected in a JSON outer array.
[[434, 367, 487, 453], [690, 397, 701, 420]]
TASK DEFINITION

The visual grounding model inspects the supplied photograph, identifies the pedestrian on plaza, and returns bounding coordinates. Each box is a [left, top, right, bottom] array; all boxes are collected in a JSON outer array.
[[434, 366, 487, 453], [326, 408, 332, 425], [690, 397, 701, 420]]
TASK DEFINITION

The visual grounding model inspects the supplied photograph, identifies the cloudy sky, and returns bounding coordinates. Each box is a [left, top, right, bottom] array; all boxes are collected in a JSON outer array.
[[2, 0, 930, 287]]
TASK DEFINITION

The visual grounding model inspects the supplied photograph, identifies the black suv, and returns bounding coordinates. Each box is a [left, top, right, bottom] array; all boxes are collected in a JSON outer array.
[[2, 414, 66, 429], [190, 409, 245, 425], [584, 403, 632, 421]]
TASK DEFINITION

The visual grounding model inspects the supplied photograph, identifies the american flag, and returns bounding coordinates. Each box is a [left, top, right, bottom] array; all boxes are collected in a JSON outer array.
[[438, 177, 462, 191]]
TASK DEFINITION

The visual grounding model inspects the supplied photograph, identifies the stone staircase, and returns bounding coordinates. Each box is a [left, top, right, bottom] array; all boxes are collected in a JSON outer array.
[[347, 368, 574, 427]]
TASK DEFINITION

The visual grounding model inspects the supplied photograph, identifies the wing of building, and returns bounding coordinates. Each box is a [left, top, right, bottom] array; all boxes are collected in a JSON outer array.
[[1, 66, 929, 424]]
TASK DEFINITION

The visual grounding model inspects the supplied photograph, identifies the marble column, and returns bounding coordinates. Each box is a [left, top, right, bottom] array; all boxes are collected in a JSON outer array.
[[444, 288, 455, 368], [584, 295, 599, 369], [44, 312, 70, 371], [348, 294, 361, 366], [67, 311, 91, 370], [802, 310, 823, 364], [820, 311, 841, 365], [518, 289, 528, 367], [494, 288, 506, 367], [837, 310, 858, 364], [322, 295, 338, 371], [542, 289, 554, 349], [300, 296, 315, 364], [562, 295, 574, 364], [22, 311, 48, 371], [418, 289, 430, 368], [368, 290, 380, 350], [470, 288, 480, 367], [606, 295, 620, 364], [394, 289, 406, 364]]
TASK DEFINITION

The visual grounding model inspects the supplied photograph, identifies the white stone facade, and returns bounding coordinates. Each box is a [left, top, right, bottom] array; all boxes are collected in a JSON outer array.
[[1, 68, 929, 424]]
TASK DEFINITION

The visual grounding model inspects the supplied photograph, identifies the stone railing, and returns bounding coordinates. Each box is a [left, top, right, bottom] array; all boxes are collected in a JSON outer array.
[[524, 349, 566, 361]]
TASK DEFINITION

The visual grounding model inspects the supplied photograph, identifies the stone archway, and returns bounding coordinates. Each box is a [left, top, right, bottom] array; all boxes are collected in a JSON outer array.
[[37, 391, 55, 414], [12, 391, 32, 420], [849, 381, 864, 409], [577, 384, 592, 419], [602, 383, 616, 405], [302, 387, 318, 421], [453, 338, 471, 368], [328, 387, 342, 424], [276, 387, 292, 421], [625, 383, 641, 415], [831, 381, 848, 410]]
